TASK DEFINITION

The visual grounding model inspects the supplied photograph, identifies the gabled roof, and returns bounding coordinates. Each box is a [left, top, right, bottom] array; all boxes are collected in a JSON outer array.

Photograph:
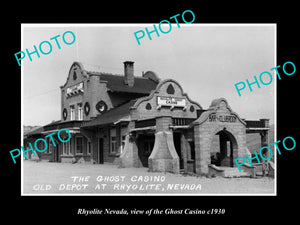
[[191, 98, 246, 126], [73, 62, 159, 95], [62, 62, 159, 95], [81, 99, 137, 128]]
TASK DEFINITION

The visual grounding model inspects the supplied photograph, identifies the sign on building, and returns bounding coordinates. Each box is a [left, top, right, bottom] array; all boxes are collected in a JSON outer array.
[[66, 82, 84, 97], [157, 96, 186, 107]]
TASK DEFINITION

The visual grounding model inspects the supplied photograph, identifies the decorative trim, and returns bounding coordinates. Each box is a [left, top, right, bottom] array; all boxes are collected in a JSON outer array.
[[191, 98, 246, 127], [62, 108, 68, 120], [60, 62, 89, 89], [131, 79, 202, 110], [145, 103, 152, 110], [84, 102, 90, 116], [95, 100, 108, 113]]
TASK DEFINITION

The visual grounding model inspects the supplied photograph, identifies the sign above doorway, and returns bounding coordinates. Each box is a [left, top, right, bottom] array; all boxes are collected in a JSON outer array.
[[157, 96, 186, 108]]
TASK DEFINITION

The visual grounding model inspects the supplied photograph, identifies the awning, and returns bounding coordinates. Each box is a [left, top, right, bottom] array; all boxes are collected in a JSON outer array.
[[42, 128, 80, 135], [82, 100, 136, 128]]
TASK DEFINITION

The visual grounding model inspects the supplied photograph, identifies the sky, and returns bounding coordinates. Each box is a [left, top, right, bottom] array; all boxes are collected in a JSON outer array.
[[22, 24, 275, 126]]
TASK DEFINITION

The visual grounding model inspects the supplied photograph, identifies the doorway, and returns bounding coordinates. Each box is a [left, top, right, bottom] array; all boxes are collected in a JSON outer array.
[[53, 145, 60, 162], [210, 129, 237, 167], [137, 134, 155, 167], [98, 138, 104, 164], [173, 132, 184, 169]]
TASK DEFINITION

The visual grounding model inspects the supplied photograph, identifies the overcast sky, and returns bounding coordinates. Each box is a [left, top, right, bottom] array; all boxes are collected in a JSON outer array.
[[22, 24, 275, 126]]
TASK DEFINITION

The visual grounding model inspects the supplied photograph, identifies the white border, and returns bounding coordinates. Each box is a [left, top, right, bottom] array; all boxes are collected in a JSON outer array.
[[21, 23, 277, 196]]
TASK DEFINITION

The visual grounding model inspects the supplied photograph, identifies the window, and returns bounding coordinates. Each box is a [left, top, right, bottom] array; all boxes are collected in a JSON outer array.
[[78, 103, 83, 120], [110, 128, 116, 154], [76, 137, 83, 154], [110, 136, 117, 154], [87, 141, 91, 155], [121, 135, 126, 153], [70, 105, 75, 120], [120, 127, 128, 154], [63, 141, 71, 155]]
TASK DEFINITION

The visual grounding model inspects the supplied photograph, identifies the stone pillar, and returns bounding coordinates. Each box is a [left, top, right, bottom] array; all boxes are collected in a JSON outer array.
[[181, 133, 189, 173], [119, 121, 142, 168], [148, 117, 180, 173], [194, 125, 210, 176]]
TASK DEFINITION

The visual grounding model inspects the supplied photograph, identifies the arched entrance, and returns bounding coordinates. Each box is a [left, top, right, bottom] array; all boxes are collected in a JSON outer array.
[[210, 129, 238, 167]]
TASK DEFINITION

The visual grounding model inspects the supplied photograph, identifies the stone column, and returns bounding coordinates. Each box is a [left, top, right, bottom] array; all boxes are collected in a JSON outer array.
[[194, 125, 210, 176], [148, 117, 180, 173], [119, 121, 142, 168], [181, 132, 189, 173]]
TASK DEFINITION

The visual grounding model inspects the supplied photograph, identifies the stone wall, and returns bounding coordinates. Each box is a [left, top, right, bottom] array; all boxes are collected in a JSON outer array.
[[192, 98, 248, 176], [148, 117, 179, 173]]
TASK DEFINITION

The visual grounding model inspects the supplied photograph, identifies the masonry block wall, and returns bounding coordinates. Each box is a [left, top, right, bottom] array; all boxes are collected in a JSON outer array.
[[148, 117, 180, 173], [119, 121, 143, 168], [60, 62, 114, 122], [123, 79, 203, 173], [130, 79, 202, 121], [192, 98, 248, 176]]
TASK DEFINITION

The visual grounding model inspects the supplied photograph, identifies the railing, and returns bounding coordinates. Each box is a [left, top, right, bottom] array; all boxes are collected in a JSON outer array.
[[172, 118, 196, 126]]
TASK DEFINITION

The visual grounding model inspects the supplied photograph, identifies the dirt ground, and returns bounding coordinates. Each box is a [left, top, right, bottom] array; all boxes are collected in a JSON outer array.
[[22, 160, 275, 195]]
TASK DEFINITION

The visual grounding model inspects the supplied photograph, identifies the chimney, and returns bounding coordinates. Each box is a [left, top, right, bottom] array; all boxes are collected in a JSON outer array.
[[123, 61, 134, 87]]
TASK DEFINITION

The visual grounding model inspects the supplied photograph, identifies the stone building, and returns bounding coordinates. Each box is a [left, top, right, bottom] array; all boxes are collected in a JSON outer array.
[[24, 61, 270, 177]]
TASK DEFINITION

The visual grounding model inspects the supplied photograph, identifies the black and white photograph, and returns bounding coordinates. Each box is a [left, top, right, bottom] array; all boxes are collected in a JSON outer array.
[[21, 24, 276, 195], [4, 5, 298, 221]]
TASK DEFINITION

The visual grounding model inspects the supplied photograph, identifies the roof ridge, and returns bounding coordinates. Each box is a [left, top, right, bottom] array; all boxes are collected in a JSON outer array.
[[76, 61, 152, 79], [88, 71, 148, 79]]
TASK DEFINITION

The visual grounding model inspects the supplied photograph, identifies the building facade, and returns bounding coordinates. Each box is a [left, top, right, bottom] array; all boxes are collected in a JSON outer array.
[[24, 61, 271, 177]]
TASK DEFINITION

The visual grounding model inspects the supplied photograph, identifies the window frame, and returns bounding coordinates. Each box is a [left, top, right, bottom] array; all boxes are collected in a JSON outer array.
[[77, 102, 83, 120], [70, 105, 75, 121], [62, 141, 71, 155], [75, 136, 84, 155], [110, 136, 117, 154], [121, 135, 126, 153]]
